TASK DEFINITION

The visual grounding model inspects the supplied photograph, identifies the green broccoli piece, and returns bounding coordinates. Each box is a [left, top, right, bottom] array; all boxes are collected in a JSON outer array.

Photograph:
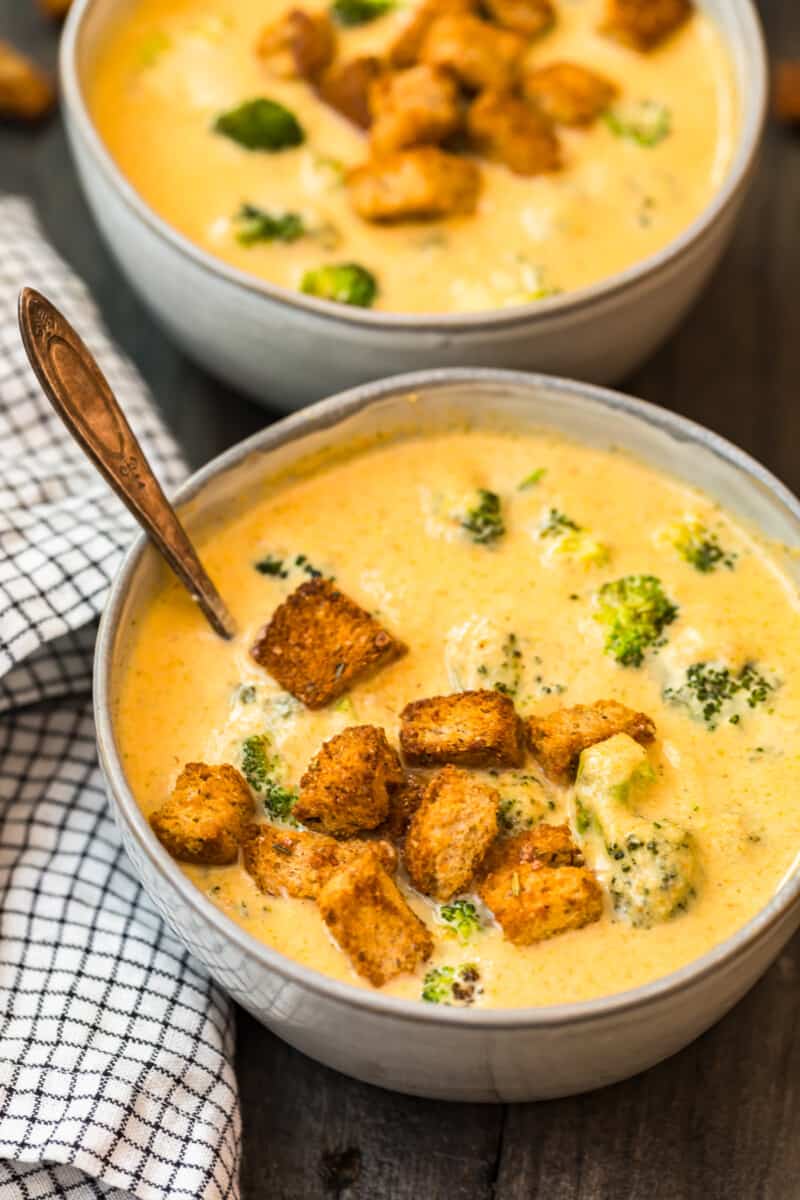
[[595, 575, 678, 667], [214, 98, 304, 151], [481, 632, 523, 697], [254, 553, 289, 578], [665, 518, 736, 573], [540, 510, 610, 565], [438, 900, 481, 942], [604, 100, 671, 148], [574, 734, 699, 928], [496, 773, 549, 833], [518, 467, 547, 490], [233, 205, 306, 246], [331, 0, 394, 25], [421, 963, 482, 1005], [241, 733, 298, 821], [664, 662, 775, 729], [301, 262, 377, 307], [460, 489, 505, 545]]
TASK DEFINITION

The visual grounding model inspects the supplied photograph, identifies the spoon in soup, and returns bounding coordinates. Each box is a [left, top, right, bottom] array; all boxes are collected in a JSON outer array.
[[18, 287, 237, 640]]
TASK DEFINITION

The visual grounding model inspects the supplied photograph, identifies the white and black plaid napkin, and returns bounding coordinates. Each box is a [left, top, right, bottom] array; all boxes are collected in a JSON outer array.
[[0, 197, 241, 1200]]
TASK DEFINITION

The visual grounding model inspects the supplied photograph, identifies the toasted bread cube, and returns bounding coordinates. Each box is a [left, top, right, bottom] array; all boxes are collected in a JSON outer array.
[[370, 64, 462, 155], [295, 725, 404, 836], [318, 847, 434, 986], [404, 765, 499, 900], [349, 147, 481, 222], [527, 699, 656, 783], [251, 578, 406, 708], [524, 61, 617, 126], [378, 772, 427, 842], [0, 41, 55, 121], [483, 0, 555, 37], [419, 15, 526, 93], [481, 823, 582, 876], [400, 689, 525, 768], [318, 55, 383, 128], [467, 90, 561, 175], [243, 822, 397, 899], [150, 763, 254, 866], [256, 9, 335, 80], [389, 0, 477, 68], [600, 0, 693, 50], [479, 862, 603, 944]]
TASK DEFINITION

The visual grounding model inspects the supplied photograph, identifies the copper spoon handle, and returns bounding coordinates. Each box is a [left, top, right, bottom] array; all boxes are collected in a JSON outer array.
[[18, 287, 236, 640]]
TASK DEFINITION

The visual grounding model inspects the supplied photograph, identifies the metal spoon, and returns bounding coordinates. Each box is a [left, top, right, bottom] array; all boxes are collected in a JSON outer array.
[[18, 287, 237, 640]]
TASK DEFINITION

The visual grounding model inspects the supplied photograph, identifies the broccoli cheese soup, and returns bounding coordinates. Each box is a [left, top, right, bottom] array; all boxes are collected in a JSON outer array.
[[116, 429, 800, 1009], [89, 0, 737, 313]]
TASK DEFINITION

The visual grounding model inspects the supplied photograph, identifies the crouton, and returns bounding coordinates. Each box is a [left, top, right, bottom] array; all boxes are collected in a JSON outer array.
[[400, 689, 525, 768], [480, 823, 583, 876], [369, 64, 462, 155], [524, 61, 618, 126], [600, 0, 693, 51], [256, 9, 336, 80], [404, 765, 499, 900], [318, 847, 434, 985], [378, 772, 427, 842], [349, 147, 481, 222], [389, 0, 477, 69], [483, 0, 555, 38], [251, 578, 406, 709], [295, 725, 405, 836], [243, 822, 397, 899], [419, 15, 526, 93], [150, 763, 254, 866], [467, 90, 561, 175], [0, 41, 55, 121], [774, 62, 800, 124], [527, 699, 656, 783], [318, 55, 383, 128], [479, 862, 603, 944]]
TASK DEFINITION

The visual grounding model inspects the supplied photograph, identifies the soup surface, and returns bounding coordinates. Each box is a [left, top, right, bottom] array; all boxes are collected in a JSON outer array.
[[116, 428, 800, 1008], [89, 0, 737, 313]]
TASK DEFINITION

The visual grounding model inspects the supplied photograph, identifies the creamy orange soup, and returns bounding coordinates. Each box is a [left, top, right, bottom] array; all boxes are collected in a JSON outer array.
[[89, 0, 737, 312], [116, 429, 800, 1008]]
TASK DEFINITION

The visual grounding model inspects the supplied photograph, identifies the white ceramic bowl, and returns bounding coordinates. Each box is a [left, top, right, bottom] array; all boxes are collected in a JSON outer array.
[[61, 1, 766, 410], [95, 369, 800, 1101]]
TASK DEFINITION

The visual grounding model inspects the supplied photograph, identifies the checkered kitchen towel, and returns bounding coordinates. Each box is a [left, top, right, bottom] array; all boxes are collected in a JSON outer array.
[[0, 197, 241, 1200]]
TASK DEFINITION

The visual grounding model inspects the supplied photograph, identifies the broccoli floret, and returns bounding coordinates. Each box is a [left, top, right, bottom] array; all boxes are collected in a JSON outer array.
[[438, 900, 481, 942], [234, 205, 306, 246], [460, 489, 505, 545], [664, 661, 776, 729], [331, 0, 394, 25], [214, 98, 304, 151], [421, 963, 483, 1005], [664, 518, 736, 573], [595, 575, 678, 667], [254, 553, 289, 578], [574, 734, 699, 928], [540, 508, 579, 537], [540, 510, 610, 565], [241, 733, 298, 821], [518, 468, 546, 491], [301, 262, 377, 307], [496, 773, 550, 833], [604, 100, 671, 147]]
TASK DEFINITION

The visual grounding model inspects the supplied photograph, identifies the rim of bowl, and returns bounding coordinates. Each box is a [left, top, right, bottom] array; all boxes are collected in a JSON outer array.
[[61, 0, 767, 333], [95, 367, 800, 1029]]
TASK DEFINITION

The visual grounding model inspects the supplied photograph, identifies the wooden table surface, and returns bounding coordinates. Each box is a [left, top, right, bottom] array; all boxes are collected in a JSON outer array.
[[3, 2, 799, 1196]]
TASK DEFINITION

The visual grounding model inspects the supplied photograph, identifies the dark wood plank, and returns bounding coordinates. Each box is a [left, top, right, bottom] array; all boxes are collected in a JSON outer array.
[[3, 0, 800, 1197], [236, 1010, 504, 1200]]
